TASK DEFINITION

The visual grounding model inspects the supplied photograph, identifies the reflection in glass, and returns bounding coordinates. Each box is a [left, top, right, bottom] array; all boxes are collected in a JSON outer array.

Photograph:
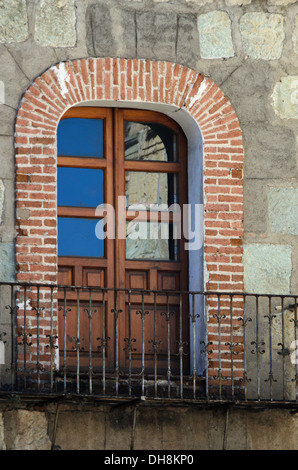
[[125, 171, 176, 210], [58, 167, 104, 208], [57, 118, 104, 158], [124, 122, 177, 162], [126, 221, 177, 260], [58, 217, 104, 257]]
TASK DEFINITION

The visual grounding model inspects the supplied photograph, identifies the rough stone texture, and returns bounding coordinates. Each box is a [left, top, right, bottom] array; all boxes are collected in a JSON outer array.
[[243, 179, 268, 233], [272, 76, 298, 120], [0, 180, 4, 224], [267, 0, 297, 4], [0, 0, 28, 43], [34, 0, 76, 47], [177, 14, 200, 68], [0, 243, 14, 282], [136, 11, 177, 61], [197, 11, 234, 59], [243, 244, 292, 294], [240, 13, 285, 60], [0, 412, 5, 450], [242, 124, 296, 179], [86, 4, 136, 58], [225, 0, 251, 4], [220, 61, 276, 123], [4, 410, 51, 450], [269, 187, 298, 235], [294, 16, 298, 56]]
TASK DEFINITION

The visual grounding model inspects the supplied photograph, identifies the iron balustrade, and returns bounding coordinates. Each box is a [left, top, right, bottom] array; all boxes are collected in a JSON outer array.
[[0, 281, 297, 403]]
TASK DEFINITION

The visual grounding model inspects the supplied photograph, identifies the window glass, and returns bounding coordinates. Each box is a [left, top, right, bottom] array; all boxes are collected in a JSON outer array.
[[58, 217, 104, 257], [124, 122, 177, 162], [125, 171, 176, 210], [57, 118, 104, 158], [58, 168, 104, 208], [126, 221, 177, 260]]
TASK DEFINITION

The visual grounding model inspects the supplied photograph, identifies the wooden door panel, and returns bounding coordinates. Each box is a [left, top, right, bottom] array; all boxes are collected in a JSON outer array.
[[57, 107, 189, 377]]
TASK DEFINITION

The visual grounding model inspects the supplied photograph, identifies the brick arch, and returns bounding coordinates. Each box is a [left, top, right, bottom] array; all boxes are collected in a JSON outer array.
[[14, 58, 244, 291]]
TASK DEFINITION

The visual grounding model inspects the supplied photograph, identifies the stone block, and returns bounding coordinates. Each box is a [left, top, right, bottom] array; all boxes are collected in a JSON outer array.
[[243, 244, 292, 294], [269, 187, 298, 235], [242, 123, 296, 179], [240, 13, 285, 60], [34, 0, 76, 48], [272, 76, 298, 120], [198, 11, 234, 59], [136, 11, 177, 62], [86, 4, 136, 58], [177, 15, 200, 69], [294, 16, 298, 56], [4, 410, 51, 450], [0, 243, 14, 282], [0, 0, 28, 43]]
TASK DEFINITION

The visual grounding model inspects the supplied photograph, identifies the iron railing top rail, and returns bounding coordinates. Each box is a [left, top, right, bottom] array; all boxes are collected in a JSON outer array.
[[0, 280, 298, 299]]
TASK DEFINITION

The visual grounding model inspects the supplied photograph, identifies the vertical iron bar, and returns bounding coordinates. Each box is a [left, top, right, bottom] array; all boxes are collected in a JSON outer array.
[[243, 295, 248, 401], [217, 294, 222, 400], [141, 292, 145, 397], [294, 297, 298, 402], [36, 286, 41, 392], [63, 288, 67, 394], [167, 294, 171, 399], [256, 295, 260, 401], [192, 293, 197, 399], [268, 296, 273, 401], [281, 296, 285, 401], [114, 290, 119, 396], [204, 294, 209, 401], [49, 286, 54, 392], [76, 288, 80, 395], [88, 288, 92, 395], [179, 293, 183, 399], [128, 290, 132, 397], [102, 289, 106, 396], [230, 294, 234, 399], [153, 292, 157, 398], [10, 285, 16, 392], [23, 286, 27, 390]]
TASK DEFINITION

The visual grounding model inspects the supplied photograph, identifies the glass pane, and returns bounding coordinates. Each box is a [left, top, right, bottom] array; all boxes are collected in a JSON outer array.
[[58, 167, 104, 208], [126, 221, 177, 260], [58, 217, 104, 257], [124, 121, 177, 162], [125, 171, 176, 210], [57, 118, 104, 157]]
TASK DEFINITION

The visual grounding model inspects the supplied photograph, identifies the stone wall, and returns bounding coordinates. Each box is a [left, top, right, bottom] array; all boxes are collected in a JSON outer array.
[[0, 0, 297, 295], [0, 400, 298, 450]]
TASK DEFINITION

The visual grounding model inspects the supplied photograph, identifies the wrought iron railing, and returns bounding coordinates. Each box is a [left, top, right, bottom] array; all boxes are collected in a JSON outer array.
[[0, 281, 297, 403]]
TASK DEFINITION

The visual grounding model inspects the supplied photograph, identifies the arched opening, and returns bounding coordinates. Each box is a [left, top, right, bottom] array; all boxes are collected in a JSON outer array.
[[14, 58, 244, 390]]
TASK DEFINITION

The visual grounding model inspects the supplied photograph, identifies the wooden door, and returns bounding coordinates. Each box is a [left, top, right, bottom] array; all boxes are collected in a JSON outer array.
[[57, 107, 188, 375]]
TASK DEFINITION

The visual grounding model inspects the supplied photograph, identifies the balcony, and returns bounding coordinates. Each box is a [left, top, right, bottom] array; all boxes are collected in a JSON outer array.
[[0, 281, 297, 405]]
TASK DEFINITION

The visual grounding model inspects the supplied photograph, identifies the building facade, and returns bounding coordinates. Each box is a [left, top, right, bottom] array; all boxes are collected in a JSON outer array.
[[0, 0, 297, 450]]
